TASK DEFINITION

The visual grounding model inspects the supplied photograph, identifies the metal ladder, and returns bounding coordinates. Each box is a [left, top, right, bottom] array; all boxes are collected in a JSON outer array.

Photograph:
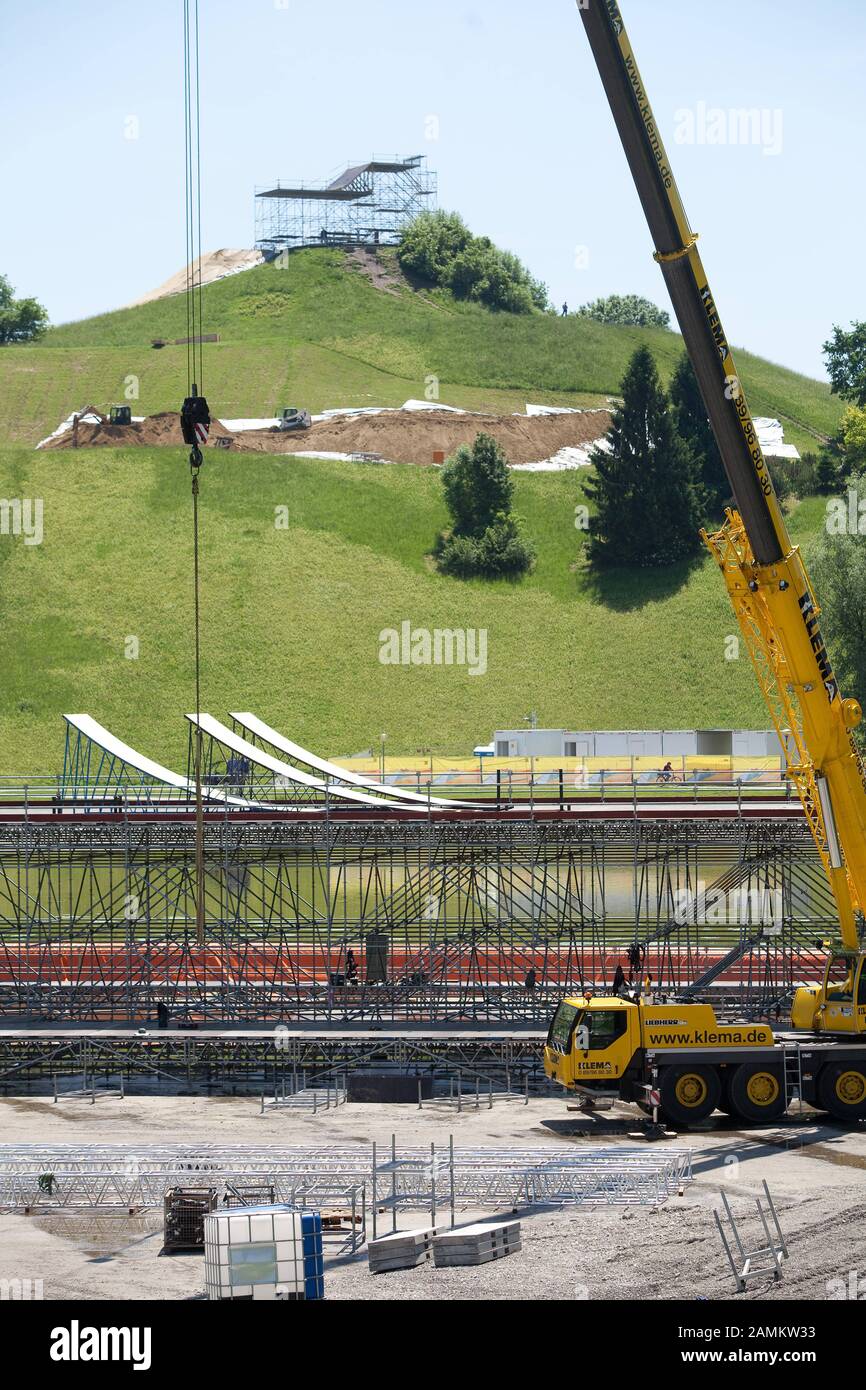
[[715, 1180, 789, 1292], [783, 1044, 804, 1115]]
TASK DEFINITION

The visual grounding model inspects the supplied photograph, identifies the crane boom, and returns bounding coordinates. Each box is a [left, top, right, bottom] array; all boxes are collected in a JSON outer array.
[[577, 0, 866, 953]]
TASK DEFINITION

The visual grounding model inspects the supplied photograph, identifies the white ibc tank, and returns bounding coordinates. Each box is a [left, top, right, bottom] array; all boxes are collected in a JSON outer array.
[[204, 1204, 324, 1301]]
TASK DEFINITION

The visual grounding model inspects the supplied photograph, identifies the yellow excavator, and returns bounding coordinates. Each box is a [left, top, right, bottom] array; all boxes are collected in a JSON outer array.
[[545, 0, 866, 1125]]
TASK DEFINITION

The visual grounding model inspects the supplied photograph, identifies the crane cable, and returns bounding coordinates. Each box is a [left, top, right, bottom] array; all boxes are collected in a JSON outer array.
[[179, 0, 210, 948]]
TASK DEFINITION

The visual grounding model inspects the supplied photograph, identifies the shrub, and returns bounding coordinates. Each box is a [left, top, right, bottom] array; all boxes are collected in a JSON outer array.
[[576, 294, 670, 330], [768, 453, 818, 503], [398, 211, 547, 314], [436, 433, 534, 579]]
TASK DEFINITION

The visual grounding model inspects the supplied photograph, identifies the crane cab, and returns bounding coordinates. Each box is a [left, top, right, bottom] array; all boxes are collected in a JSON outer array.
[[544, 996, 639, 1091], [791, 950, 866, 1034]]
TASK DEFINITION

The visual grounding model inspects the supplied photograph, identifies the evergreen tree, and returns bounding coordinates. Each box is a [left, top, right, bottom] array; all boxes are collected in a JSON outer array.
[[815, 436, 843, 495], [437, 432, 534, 579], [668, 351, 728, 512], [586, 345, 704, 567], [441, 432, 514, 537]]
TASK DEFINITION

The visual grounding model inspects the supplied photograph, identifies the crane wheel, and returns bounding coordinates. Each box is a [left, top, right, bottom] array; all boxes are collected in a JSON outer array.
[[728, 1064, 786, 1121], [658, 1065, 721, 1125], [818, 1064, 866, 1121]]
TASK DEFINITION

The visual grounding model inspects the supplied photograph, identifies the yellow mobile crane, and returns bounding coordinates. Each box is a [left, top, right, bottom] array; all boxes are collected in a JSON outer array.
[[544, 0, 866, 1126]]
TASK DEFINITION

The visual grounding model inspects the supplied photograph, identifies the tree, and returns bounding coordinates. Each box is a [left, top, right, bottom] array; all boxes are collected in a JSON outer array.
[[585, 345, 703, 567], [397, 212, 548, 314], [815, 440, 842, 495], [813, 408, 866, 493], [447, 240, 538, 314], [823, 322, 866, 407], [842, 405, 866, 471], [436, 432, 534, 579], [441, 431, 514, 537], [669, 351, 727, 512], [396, 210, 472, 284], [0, 274, 48, 344], [809, 471, 866, 739], [577, 294, 670, 330]]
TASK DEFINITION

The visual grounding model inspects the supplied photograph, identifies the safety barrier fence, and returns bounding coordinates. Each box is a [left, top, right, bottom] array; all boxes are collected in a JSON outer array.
[[0, 771, 794, 816]]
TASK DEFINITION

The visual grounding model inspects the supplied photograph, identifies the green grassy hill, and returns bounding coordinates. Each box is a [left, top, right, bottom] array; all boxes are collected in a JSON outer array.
[[0, 248, 842, 450], [0, 441, 828, 775], [0, 248, 842, 773]]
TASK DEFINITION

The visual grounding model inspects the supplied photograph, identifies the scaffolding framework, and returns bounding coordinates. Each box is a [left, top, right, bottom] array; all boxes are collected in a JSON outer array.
[[0, 809, 836, 1025], [254, 154, 436, 253]]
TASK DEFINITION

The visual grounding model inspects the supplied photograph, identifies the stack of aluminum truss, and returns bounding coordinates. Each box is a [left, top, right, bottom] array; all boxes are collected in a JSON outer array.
[[0, 1142, 691, 1213]]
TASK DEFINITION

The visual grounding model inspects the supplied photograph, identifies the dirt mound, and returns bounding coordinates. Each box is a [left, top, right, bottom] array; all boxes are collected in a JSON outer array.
[[236, 408, 612, 466], [42, 410, 234, 450], [125, 249, 264, 308], [43, 406, 612, 465]]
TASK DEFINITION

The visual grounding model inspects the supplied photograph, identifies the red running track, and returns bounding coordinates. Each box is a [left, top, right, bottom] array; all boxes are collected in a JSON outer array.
[[0, 943, 807, 988]]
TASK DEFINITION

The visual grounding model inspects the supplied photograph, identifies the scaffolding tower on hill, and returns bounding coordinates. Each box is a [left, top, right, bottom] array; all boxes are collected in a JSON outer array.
[[254, 154, 436, 254]]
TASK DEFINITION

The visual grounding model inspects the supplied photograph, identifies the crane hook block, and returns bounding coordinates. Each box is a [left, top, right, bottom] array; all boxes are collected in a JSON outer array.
[[181, 392, 211, 450]]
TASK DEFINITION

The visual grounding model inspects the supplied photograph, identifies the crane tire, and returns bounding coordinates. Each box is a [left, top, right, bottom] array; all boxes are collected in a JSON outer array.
[[818, 1063, 866, 1121], [728, 1063, 786, 1121], [658, 1065, 721, 1125]]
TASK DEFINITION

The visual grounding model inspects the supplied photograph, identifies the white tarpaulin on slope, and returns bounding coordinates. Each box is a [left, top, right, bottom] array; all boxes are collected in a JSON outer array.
[[218, 418, 281, 431], [524, 403, 612, 418], [315, 399, 469, 420], [513, 439, 611, 471], [222, 401, 471, 431], [287, 450, 398, 464], [526, 405, 800, 461], [752, 417, 800, 460]]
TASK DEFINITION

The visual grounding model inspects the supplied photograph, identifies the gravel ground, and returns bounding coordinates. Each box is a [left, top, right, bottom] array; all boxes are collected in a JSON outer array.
[[1, 1095, 864, 1302]]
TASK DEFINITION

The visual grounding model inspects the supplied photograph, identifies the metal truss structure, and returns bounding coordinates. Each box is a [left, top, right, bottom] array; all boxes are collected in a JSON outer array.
[[0, 1142, 692, 1213], [0, 1029, 545, 1094], [254, 154, 436, 254], [0, 808, 836, 1026]]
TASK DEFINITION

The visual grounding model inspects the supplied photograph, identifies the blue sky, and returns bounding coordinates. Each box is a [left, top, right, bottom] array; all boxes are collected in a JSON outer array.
[[0, 0, 862, 379]]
